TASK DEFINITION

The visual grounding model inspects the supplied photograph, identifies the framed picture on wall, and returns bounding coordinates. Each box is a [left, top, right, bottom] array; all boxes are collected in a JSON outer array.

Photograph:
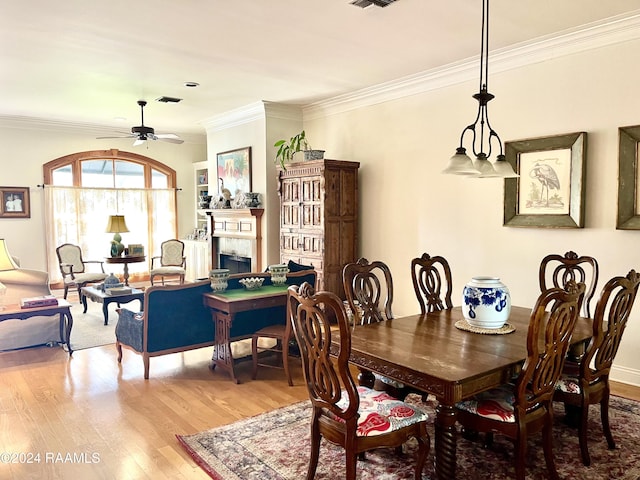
[[503, 132, 587, 228], [617, 125, 640, 229], [216, 147, 252, 196], [0, 186, 30, 218]]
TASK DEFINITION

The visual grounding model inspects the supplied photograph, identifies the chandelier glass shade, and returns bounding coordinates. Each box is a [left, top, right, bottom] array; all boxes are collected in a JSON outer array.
[[442, 0, 518, 179]]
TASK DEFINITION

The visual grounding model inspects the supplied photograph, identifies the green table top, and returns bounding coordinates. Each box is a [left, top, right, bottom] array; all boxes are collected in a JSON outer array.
[[210, 284, 289, 300]]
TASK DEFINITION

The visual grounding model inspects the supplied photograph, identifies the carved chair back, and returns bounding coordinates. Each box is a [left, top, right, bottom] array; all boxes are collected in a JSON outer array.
[[410, 252, 453, 314], [539, 250, 598, 317], [342, 257, 393, 325]]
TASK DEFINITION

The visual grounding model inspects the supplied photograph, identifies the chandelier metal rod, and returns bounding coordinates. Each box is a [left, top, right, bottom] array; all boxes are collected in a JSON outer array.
[[456, 0, 503, 160]]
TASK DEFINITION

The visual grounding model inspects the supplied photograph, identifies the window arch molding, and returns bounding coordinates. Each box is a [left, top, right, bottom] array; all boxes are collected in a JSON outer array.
[[43, 148, 176, 187]]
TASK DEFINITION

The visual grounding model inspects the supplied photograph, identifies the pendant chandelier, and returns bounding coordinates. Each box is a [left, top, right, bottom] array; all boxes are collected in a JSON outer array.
[[442, 0, 518, 178]]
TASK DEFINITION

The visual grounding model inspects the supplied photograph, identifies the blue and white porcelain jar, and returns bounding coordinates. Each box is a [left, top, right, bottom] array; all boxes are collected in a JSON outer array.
[[462, 277, 511, 329]]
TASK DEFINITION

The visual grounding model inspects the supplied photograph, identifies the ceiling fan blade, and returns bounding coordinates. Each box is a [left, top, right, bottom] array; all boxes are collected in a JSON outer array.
[[157, 137, 184, 144], [155, 133, 184, 144], [97, 134, 136, 139]]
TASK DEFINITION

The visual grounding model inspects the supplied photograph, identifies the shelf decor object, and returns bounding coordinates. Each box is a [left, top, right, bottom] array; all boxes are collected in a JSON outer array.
[[442, 0, 518, 178], [503, 132, 587, 228]]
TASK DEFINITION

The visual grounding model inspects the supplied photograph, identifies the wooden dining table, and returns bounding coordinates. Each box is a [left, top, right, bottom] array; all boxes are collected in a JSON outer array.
[[335, 305, 594, 480]]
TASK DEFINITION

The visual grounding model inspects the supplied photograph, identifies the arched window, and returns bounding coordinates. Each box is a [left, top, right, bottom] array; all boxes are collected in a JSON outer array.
[[43, 149, 177, 285]]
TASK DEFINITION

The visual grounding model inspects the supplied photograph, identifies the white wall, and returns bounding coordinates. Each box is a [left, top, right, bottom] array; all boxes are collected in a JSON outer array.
[[302, 38, 640, 385], [0, 122, 206, 270]]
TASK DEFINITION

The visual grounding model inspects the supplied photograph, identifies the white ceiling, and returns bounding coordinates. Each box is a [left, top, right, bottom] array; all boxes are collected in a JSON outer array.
[[1, 0, 639, 137]]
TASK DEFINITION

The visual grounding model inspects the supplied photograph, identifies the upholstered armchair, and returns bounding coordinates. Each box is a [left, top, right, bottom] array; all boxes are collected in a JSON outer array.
[[56, 243, 107, 301], [149, 239, 186, 285]]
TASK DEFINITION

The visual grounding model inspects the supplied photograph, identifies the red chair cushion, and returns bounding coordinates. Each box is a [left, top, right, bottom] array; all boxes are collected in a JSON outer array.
[[334, 386, 428, 436]]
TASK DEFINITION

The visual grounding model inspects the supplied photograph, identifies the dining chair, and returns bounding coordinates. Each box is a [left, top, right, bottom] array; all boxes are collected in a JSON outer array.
[[539, 250, 599, 318], [288, 282, 430, 480], [56, 243, 107, 301], [149, 239, 186, 286], [554, 269, 640, 466], [455, 280, 586, 480], [251, 269, 317, 386], [410, 252, 453, 314], [343, 257, 393, 325], [343, 257, 405, 394]]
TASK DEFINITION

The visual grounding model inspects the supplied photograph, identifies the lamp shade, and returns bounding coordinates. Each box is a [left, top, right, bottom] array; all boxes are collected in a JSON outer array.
[[442, 148, 480, 176], [0, 239, 18, 271], [105, 215, 129, 233]]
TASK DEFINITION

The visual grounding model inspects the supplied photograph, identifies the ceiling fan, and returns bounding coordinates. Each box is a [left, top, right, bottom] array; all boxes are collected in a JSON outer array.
[[97, 100, 184, 146]]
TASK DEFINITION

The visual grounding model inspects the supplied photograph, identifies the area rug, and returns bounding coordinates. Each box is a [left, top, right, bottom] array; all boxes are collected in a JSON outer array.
[[68, 299, 118, 350], [177, 394, 640, 480]]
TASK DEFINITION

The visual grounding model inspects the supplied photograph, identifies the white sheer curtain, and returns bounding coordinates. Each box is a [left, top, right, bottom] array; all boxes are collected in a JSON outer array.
[[45, 186, 176, 283]]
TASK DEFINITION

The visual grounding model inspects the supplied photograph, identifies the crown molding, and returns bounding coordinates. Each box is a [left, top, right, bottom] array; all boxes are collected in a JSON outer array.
[[303, 10, 640, 120], [0, 115, 206, 144], [200, 101, 303, 132]]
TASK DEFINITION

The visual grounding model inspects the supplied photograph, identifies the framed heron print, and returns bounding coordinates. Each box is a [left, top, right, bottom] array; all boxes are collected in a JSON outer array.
[[503, 132, 587, 228]]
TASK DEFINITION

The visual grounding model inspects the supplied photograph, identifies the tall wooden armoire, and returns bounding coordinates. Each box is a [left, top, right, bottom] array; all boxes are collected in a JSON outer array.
[[278, 159, 360, 298]]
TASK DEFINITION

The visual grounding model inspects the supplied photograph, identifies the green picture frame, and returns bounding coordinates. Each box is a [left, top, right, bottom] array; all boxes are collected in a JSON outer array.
[[503, 132, 587, 228], [617, 125, 640, 229]]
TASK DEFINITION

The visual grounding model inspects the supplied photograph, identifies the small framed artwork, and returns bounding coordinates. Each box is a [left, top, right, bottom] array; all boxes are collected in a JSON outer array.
[[0, 186, 30, 218], [128, 244, 145, 256], [503, 132, 587, 228], [617, 125, 640, 229], [216, 147, 252, 196]]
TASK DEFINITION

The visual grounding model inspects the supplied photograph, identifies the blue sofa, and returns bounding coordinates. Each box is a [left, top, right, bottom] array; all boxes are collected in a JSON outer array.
[[116, 280, 213, 379], [115, 269, 316, 379]]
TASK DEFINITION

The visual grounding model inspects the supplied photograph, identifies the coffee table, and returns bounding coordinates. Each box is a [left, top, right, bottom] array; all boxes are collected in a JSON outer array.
[[0, 300, 73, 355], [81, 286, 144, 325]]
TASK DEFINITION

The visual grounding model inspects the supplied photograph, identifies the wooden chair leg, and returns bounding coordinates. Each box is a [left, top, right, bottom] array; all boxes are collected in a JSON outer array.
[[283, 338, 292, 386], [579, 399, 592, 466], [307, 418, 321, 480], [542, 412, 560, 480], [116, 342, 123, 362], [251, 335, 259, 380], [601, 393, 616, 450]]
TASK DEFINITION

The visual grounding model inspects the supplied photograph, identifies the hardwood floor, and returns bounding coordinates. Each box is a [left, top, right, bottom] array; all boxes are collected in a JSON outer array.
[[0, 341, 638, 479], [0, 344, 310, 479]]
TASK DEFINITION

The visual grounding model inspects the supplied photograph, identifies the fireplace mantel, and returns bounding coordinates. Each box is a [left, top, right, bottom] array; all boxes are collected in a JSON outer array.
[[206, 208, 264, 272]]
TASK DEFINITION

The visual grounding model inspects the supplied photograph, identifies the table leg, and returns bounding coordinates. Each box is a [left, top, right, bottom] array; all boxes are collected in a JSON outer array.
[[82, 293, 88, 313], [211, 311, 239, 383], [357, 368, 375, 388], [434, 402, 458, 480], [122, 263, 130, 286], [61, 308, 73, 356], [102, 302, 109, 325]]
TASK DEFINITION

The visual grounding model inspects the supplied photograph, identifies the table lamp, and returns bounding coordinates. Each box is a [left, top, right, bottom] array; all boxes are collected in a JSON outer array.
[[0, 238, 18, 272], [105, 215, 129, 257]]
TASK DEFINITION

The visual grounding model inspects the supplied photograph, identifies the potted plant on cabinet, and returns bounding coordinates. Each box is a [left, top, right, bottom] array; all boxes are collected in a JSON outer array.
[[274, 130, 325, 169]]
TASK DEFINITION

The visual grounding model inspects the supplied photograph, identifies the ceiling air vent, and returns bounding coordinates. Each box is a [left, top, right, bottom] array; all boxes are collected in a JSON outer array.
[[350, 0, 397, 8], [155, 96, 182, 103]]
